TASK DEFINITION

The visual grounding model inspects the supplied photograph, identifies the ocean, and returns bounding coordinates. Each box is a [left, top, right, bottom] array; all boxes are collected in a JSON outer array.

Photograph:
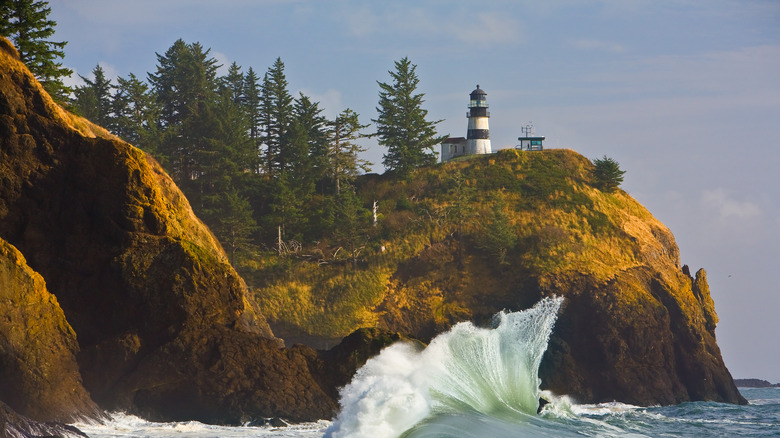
[[73, 298, 780, 437]]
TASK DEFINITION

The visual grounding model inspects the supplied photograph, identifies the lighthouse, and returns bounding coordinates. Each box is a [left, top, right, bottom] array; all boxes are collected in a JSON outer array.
[[467, 85, 491, 155], [441, 85, 492, 162]]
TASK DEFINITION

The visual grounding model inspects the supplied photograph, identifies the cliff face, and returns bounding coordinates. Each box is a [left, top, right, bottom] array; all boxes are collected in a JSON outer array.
[[0, 238, 99, 422], [256, 148, 745, 406], [0, 37, 339, 422]]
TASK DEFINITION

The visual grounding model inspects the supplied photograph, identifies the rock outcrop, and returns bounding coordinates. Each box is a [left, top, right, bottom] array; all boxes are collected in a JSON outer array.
[[0, 37, 335, 423], [0, 238, 99, 425], [0, 401, 87, 438], [537, 266, 744, 405], [733, 379, 780, 388]]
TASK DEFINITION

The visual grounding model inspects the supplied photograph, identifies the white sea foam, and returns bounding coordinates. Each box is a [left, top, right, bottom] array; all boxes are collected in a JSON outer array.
[[572, 401, 642, 416], [72, 412, 330, 437]]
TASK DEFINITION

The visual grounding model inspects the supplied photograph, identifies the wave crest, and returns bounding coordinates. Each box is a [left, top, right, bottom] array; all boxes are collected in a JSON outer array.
[[325, 296, 564, 438]]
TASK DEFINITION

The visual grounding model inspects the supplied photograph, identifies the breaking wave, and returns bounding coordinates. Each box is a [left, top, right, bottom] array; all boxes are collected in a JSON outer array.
[[324, 296, 564, 438]]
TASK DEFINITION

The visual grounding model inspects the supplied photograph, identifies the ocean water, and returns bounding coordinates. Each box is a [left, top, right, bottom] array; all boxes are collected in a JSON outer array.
[[73, 297, 780, 437]]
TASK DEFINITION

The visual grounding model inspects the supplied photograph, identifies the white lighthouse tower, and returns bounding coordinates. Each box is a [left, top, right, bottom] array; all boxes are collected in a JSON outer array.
[[466, 85, 491, 156]]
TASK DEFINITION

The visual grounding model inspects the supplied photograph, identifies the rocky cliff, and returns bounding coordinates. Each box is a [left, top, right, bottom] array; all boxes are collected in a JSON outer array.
[[0, 37, 345, 424]]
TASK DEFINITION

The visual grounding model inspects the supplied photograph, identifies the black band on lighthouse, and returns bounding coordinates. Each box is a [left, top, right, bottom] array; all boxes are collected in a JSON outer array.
[[467, 129, 489, 139]]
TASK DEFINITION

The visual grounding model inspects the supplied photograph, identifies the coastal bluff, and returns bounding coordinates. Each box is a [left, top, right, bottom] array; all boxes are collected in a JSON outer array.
[[256, 151, 747, 405]]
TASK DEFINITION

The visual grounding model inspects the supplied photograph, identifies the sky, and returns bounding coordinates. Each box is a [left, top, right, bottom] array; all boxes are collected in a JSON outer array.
[[48, 0, 780, 383]]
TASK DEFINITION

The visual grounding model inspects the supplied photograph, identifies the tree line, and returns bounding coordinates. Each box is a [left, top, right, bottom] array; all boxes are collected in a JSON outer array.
[[2, 1, 446, 268], [71, 41, 381, 266]]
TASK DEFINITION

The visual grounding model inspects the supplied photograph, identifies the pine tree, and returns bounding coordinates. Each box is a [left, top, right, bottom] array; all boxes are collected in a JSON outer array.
[[184, 85, 256, 213], [480, 194, 517, 265], [374, 57, 444, 176], [285, 93, 328, 182], [148, 39, 219, 129], [332, 189, 370, 266], [592, 155, 626, 193], [208, 87, 255, 182], [73, 64, 113, 126], [111, 72, 160, 153], [148, 39, 219, 181], [219, 61, 244, 107], [270, 171, 306, 244], [0, 0, 72, 101], [202, 188, 258, 267], [328, 108, 371, 194], [260, 57, 293, 176], [243, 67, 262, 171], [446, 169, 475, 267]]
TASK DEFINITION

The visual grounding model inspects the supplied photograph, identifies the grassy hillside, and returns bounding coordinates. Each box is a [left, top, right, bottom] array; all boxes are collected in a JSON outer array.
[[246, 148, 678, 342]]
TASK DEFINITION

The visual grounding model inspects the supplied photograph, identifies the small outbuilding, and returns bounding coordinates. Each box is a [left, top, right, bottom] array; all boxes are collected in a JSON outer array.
[[440, 137, 467, 163], [517, 124, 545, 151]]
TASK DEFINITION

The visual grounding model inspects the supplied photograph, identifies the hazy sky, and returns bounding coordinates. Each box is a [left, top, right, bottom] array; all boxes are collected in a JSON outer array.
[[49, 0, 780, 383]]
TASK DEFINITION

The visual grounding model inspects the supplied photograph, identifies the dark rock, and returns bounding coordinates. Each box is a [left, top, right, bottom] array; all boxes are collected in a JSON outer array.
[[315, 328, 423, 400], [537, 397, 549, 414], [538, 267, 746, 405], [0, 238, 101, 422], [733, 379, 780, 388], [122, 326, 336, 424], [0, 401, 87, 438]]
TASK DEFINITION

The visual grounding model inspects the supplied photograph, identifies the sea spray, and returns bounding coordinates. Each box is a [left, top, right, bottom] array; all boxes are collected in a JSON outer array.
[[325, 296, 564, 438]]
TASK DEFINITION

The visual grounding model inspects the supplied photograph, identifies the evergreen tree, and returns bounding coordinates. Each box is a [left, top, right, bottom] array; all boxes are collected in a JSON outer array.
[[284, 93, 328, 182], [148, 39, 187, 128], [328, 108, 371, 194], [592, 155, 626, 193], [148, 39, 219, 180], [208, 87, 255, 182], [183, 85, 254, 213], [149, 39, 219, 129], [480, 194, 517, 265], [332, 189, 370, 266], [260, 57, 293, 176], [243, 67, 263, 171], [0, 0, 72, 101], [219, 61, 244, 107], [73, 64, 112, 126], [446, 169, 475, 267], [203, 188, 258, 267], [270, 171, 306, 244], [111, 72, 160, 153], [374, 57, 444, 176]]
